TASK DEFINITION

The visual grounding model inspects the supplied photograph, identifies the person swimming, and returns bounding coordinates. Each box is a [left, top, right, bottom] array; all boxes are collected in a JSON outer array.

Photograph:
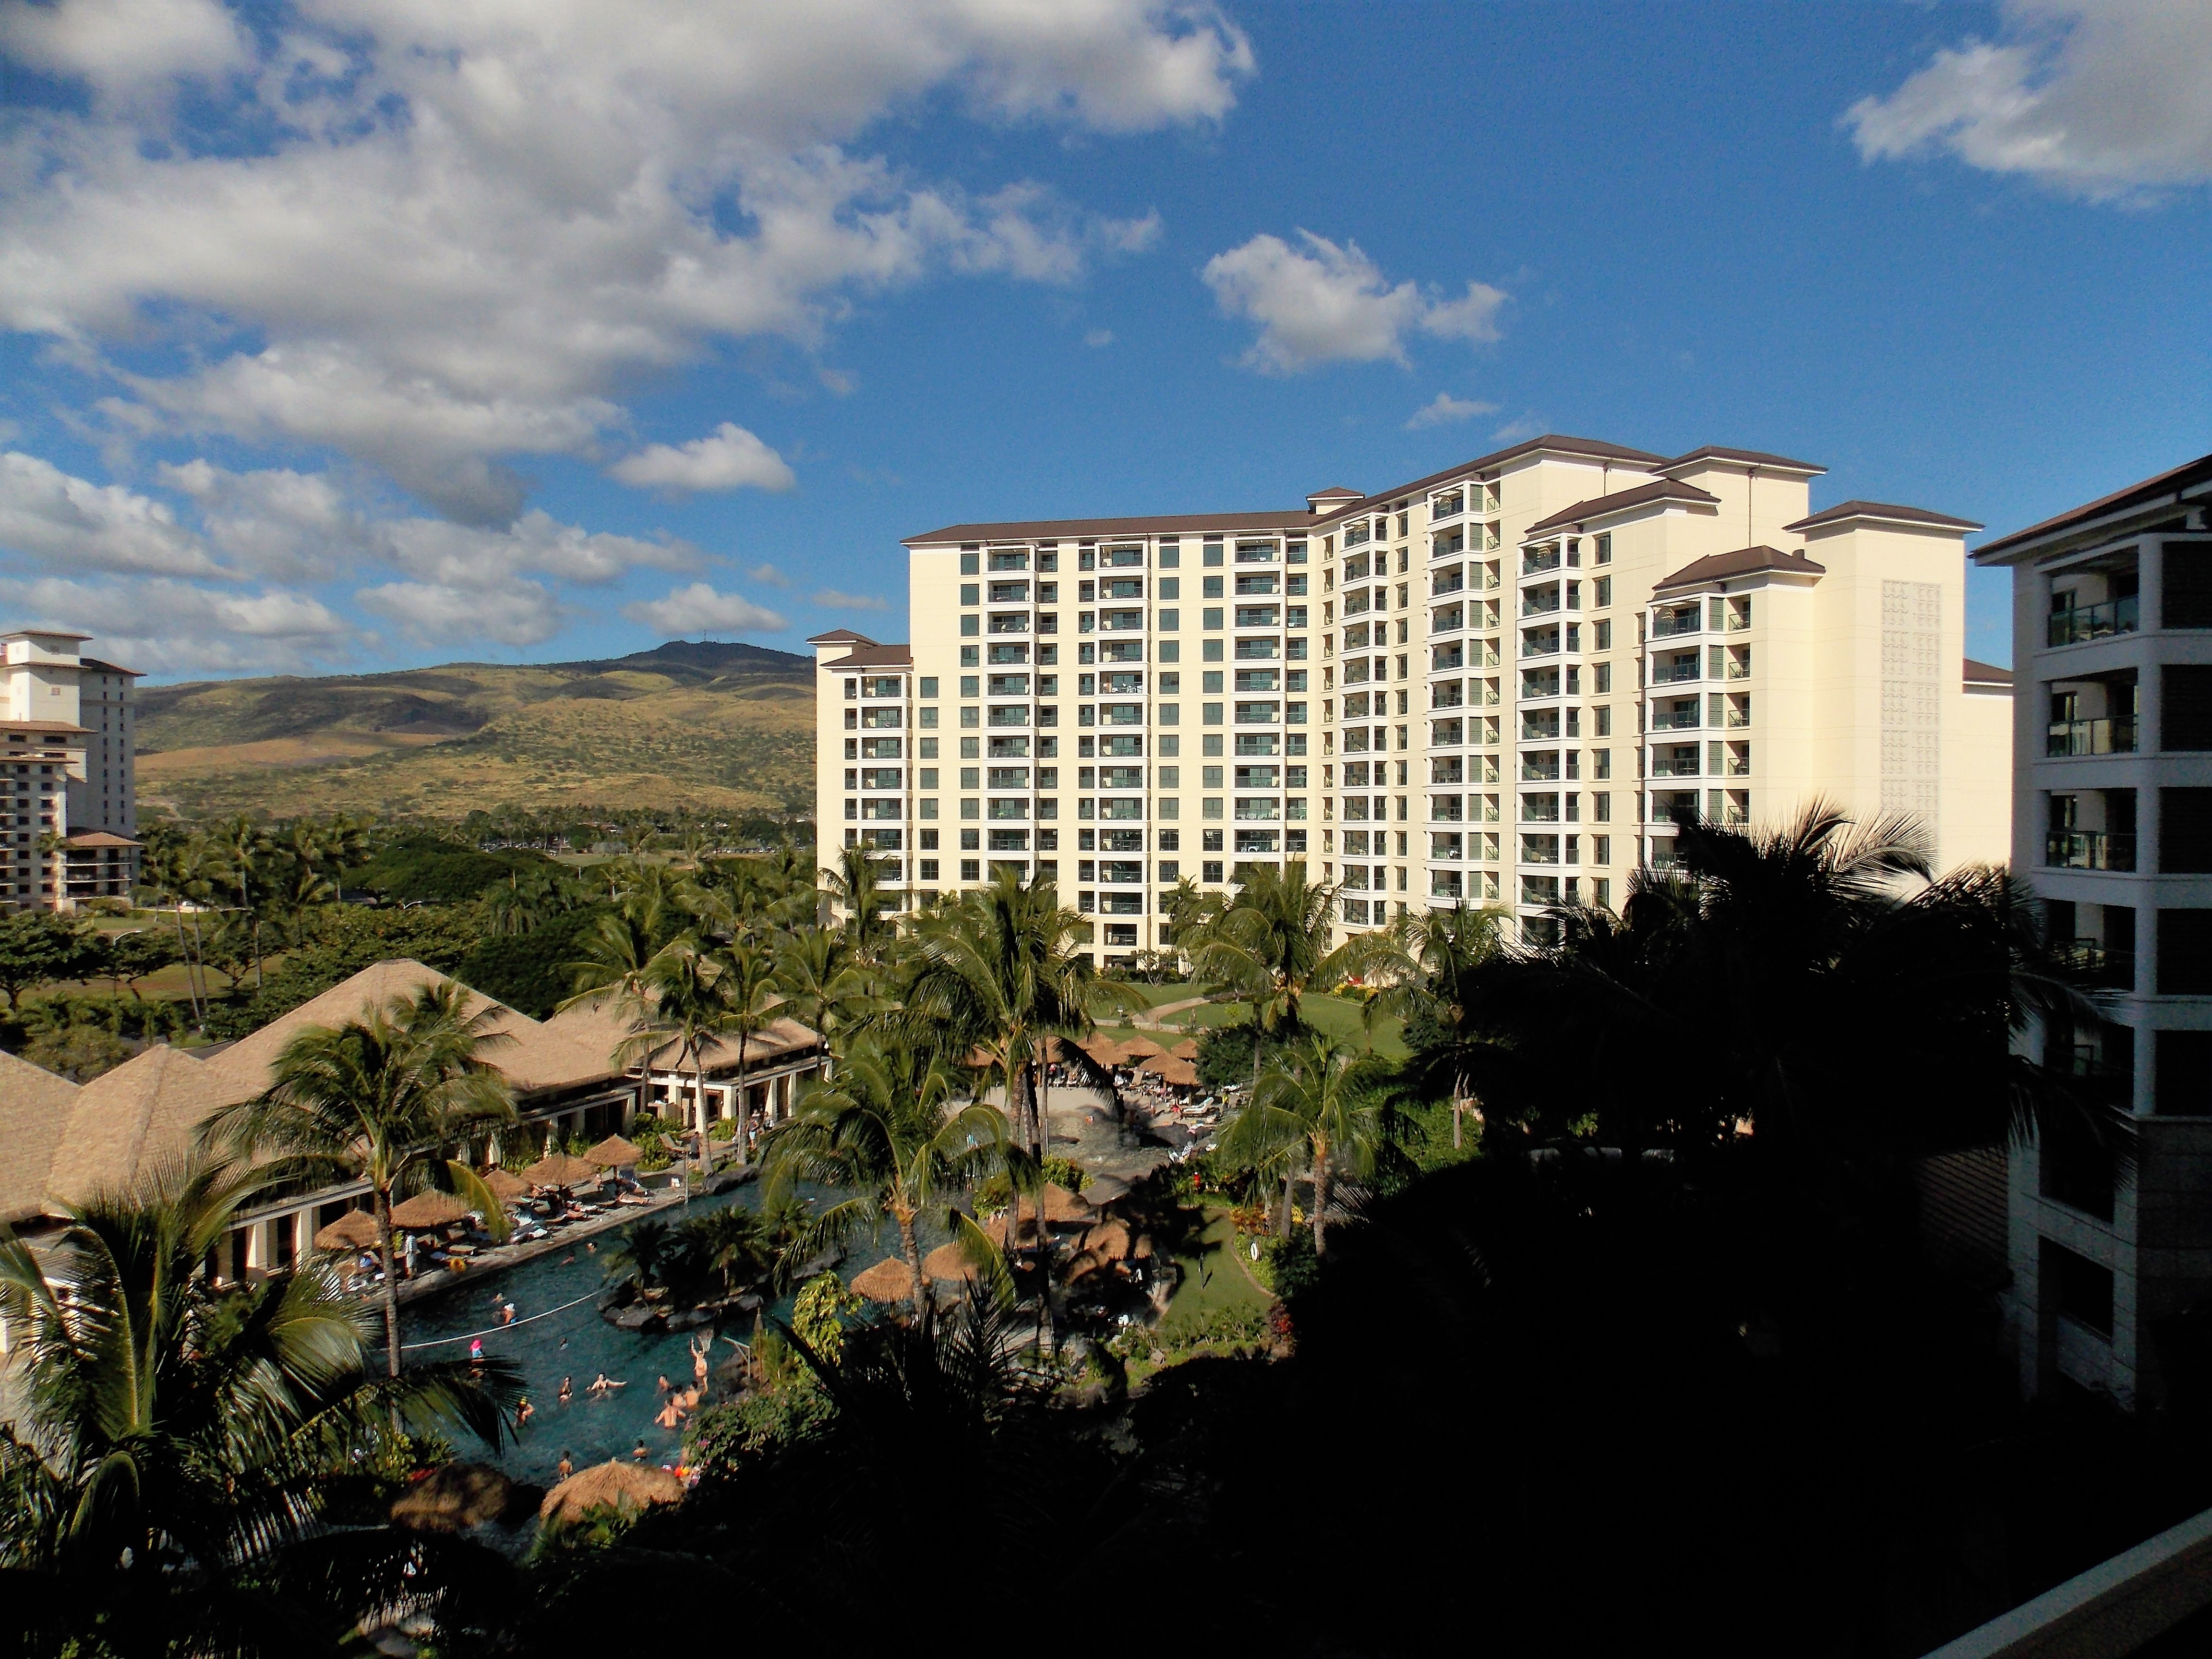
[[657, 1374, 672, 1393], [632, 1439, 649, 1461], [557, 1376, 573, 1402], [557, 1451, 574, 1480], [655, 1398, 684, 1429], [587, 1372, 627, 1396], [516, 1396, 533, 1428]]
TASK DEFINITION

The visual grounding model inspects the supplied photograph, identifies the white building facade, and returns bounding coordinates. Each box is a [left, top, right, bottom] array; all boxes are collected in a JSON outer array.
[[0, 628, 141, 911], [818, 433, 2011, 959], [1974, 450, 2212, 1407]]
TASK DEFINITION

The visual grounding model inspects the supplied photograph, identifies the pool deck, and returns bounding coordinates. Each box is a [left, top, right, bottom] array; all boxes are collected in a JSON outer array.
[[387, 1163, 750, 1310]]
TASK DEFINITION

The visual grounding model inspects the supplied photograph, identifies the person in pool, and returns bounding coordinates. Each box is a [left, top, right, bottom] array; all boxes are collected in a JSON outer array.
[[557, 1452, 574, 1480], [588, 1372, 627, 1396], [633, 1439, 649, 1461], [557, 1376, 573, 1403], [515, 1395, 533, 1428]]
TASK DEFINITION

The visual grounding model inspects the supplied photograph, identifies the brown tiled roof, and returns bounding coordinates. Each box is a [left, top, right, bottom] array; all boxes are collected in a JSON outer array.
[[64, 830, 141, 848], [44, 1044, 232, 1212], [78, 656, 142, 677], [1525, 478, 1722, 536], [1310, 434, 1673, 530], [542, 995, 822, 1078], [206, 960, 620, 1100], [1307, 486, 1362, 502], [805, 628, 874, 645], [1784, 499, 1983, 533], [1964, 658, 2014, 686], [0, 1050, 78, 1224], [907, 510, 1314, 545], [1974, 451, 2212, 563], [1654, 545, 1827, 591], [1659, 445, 1826, 476], [0, 720, 88, 736], [824, 645, 914, 669]]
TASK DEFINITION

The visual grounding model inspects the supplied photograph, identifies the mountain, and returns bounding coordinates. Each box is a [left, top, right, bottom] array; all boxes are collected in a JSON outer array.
[[134, 640, 817, 824]]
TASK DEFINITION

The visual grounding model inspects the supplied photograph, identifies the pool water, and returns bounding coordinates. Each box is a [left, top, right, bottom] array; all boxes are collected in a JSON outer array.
[[387, 1185, 901, 1483]]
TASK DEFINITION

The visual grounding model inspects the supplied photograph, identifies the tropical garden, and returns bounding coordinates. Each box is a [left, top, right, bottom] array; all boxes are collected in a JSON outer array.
[[4, 804, 2208, 1655]]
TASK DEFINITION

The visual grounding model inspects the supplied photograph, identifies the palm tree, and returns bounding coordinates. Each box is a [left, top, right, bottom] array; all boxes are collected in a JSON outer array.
[[773, 925, 873, 1044], [1219, 1030, 1392, 1255], [761, 1039, 1011, 1319], [202, 981, 518, 1375], [0, 1156, 513, 1656], [906, 870, 1130, 1166], [1370, 902, 1509, 1145], [822, 843, 896, 965]]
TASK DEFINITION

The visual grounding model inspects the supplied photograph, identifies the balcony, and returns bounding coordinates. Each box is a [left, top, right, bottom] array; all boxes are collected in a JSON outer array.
[[1522, 547, 1561, 577], [1430, 493, 1465, 521], [1650, 708, 1700, 731], [2055, 938, 2135, 989], [2047, 717, 2138, 757], [2048, 593, 2140, 648], [1651, 610, 1702, 639], [2045, 830, 2137, 871], [1431, 572, 1465, 597], [987, 613, 1031, 635], [1520, 635, 1561, 661], [1649, 756, 1700, 779], [1519, 722, 1560, 743], [1521, 594, 1561, 618], [1650, 657, 1700, 684]]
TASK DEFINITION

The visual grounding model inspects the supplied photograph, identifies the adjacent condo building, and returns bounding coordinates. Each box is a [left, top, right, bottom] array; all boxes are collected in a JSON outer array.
[[1973, 450, 2212, 1408], [817, 433, 2011, 957], [0, 628, 141, 911]]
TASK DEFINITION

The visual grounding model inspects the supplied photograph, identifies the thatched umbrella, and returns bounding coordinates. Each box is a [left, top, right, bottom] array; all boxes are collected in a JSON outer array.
[[387, 1189, 471, 1230], [539, 1459, 684, 1527], [923, 1241, 980, 1281], [1080, 1034, 1125, 1066], [522, 1152, 602, 1190], [1141, 1054, 1199, 1089], [850, 1256, 915, 1302], [1170, 1037, 1200, 1061], [1041, 1182, 1094, 1225], [1077, 1219, 1135, 1262], [312, 1209, 381, 1251], [391, 1462, 515, 1531], [481, 1167, 530, 1204], [586, 1134, 643, 1168], [1118, 1034, 1166, 1061]]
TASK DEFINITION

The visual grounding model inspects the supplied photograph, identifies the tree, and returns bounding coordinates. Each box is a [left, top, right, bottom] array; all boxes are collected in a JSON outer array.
[[1218, 1030, 1392, 1255], [772, 925, 872, 1042], [821, 844, 895, 965], [0, 911, 91, 1010], [761, 1038, 1010, 1319], [203, 980, 518, 1376], [1181, 862, 1386, 1076], [0, 1156, 514, 1657], [905, 869, 1130, 1170]]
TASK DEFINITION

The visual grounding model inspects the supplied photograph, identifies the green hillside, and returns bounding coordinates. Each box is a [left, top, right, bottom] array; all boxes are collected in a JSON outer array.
[[134, 640, 817, 824]]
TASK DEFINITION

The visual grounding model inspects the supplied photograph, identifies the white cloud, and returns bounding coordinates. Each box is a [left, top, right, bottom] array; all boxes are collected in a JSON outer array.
[[1846, 0, 2212, 201], [622, 581, 788, 636], [746, 563, 792, 588], [0, 573, 354, 676], [0, 450, 227, 576], [610, 422, 796, 494], [1201, 231, 1508, 374], [358, 579, 566, 649], [0, 0, 1244, 513], [812, 588, 890, 611], [1405, 392, 1497, 431], [1084, 328, 1115, 348]]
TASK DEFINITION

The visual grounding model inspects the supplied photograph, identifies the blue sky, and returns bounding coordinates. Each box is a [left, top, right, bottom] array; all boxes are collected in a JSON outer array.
[[0, 0, 2205, 680]]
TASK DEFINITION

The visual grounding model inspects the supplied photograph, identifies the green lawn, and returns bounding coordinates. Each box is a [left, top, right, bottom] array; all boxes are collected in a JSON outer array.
[[1163, 1204, 1274, 1325]]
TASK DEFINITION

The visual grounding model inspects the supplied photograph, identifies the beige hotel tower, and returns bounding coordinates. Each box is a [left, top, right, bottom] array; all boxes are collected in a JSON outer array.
[[814, 434, 2012, 955]]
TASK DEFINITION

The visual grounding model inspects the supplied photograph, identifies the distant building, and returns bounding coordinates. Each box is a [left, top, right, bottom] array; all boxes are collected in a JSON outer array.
[[0, 628, 140, 911], [1973, 450, 2212, 1407], [814, 434, 2012, 960]]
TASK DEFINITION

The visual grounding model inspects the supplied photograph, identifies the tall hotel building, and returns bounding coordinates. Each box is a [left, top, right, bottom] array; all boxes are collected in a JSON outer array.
[[1973, 451, 2212, 1407], [815, 434, 2011, 955], [0, 627, 140, 912]]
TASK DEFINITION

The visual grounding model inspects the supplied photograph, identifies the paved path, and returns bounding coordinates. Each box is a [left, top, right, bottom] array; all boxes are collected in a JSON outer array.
[[1132, 995, 1213, 1030]]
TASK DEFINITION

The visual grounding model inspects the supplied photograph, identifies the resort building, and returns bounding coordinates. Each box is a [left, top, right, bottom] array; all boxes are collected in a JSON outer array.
[[815, 433, 2011, 958], [0, 627, 141, 911], [0, 960, 825, 1284], [1973, 450, 2212, 1408]]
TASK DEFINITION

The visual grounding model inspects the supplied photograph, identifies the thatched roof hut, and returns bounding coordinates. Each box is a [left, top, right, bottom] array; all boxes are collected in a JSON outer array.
[[539, 1458, 684, 1527], [387, 1189, 471, 1230], [1118, 1034, 1166, 1061], [391, 1462, 515, 1531], [850, 1256, 916, 1302], [312, 1208, 380, 1251], [481, 1166, 530, 1203], [522, 1152, 601, 1189], [1170, 1037, 1200, 1061], [586, 1134, 643, 1168], [1041, 1182, 1094, 1224], [1138, 1054, 1199, 1088], [923, 1241, 981, 1281]]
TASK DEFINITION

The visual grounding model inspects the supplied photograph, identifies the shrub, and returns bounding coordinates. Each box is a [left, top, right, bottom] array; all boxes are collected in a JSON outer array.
[[1195, 1022, 1259, 1089], [454, 903, 609, 1018], [353, 837, 561, 904]]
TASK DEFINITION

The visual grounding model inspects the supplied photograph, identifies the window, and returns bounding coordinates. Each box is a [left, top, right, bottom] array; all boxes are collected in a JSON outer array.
[[2164, 666, 2212, 750], [2165, 543, 2212, 628], [1594, 577, 1611, 608], [2156, 1030, 2212, 1115], [2046, 1241, 2114, 1339], [2161, 909, 2212, 993], [2164, 789, 2212, 872], [1594, 534, 1611, 565], [960, 552, 979, 575]]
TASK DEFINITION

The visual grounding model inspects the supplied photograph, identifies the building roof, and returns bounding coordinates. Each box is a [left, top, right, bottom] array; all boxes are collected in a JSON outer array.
[[907, 509, 1315, 546], [805, 628, 875, 645], [1306, 486, 1362, 503], [1525, 478, 1723, 536], [1310, 434, 1675, 530], [1974, 450, 2212, 563], [78, 656, 142, 678], [0, 720, 88, 737], [0, 628, 90, 642], [1654, 545, 1827, 591], [43, 1044, 233, 1213], [205, 959, 622, 1101], [0, 1050, 79, 1225], [1783, 499, 1983, 534], [541, 994, 823, 1078], [1659, 445, 1826, 477], [1964, 658, 2014, 686], [64, 830, 142, 849], [824, 645, 914, 670]]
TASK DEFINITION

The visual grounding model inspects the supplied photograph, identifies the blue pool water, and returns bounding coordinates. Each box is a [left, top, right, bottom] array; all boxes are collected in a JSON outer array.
[[388, 1186, 900, 1483]]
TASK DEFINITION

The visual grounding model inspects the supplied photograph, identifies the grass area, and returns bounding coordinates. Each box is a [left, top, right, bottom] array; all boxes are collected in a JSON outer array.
[[1089, 990, 1409, 1060], [1164, 1203, 1274, 1324]]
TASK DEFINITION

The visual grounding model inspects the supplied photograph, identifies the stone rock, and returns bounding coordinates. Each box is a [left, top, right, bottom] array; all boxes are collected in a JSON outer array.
[[611, 1303, 663, 1333]]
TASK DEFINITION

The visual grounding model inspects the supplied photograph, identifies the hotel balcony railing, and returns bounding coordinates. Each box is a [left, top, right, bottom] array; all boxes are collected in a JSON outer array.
[[1722, 656, 1753, 680], [1520, 638, 1561, 660], [1519, 723, 1561, 743], [1721, 755, 1751, 778], [1722, 705, 1751, 728], [1521, 596, 1562, 617], [1650, 660, 1700, 684], [1430, 495, 1465, 521], [1650, 709, 1700, 730], [2047, 716, 2138, 757], [1431, 573, 1465, 597], [1649, 759, 1700, 779], [988, 613, 1031, 634], [2047, 592, 2140, 648], [1520, 760, 1561, 781], [2054, 938, 2135, 990], [1521, 549, 1562, 577], [1650, 613, 1702, 639], [2045, 830, 2137, 872]]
